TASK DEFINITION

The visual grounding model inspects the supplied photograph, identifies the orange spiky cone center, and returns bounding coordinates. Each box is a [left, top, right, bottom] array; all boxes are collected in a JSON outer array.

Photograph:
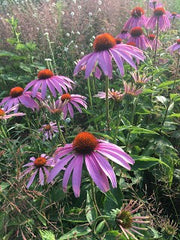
[[73, 132, 99, 154], [38, 69, 54, 79], [176, 39, 180, 44], [44, 124, 51, 131], [10, 87, 24, 98], [130, 27, 143, 37], [93, 33, 116, 52], [61, 93, 71, 102], [115, 38, 122, 44], [127, 42, 136, 47], [0, 109, 5, 116], [34, 157, 47, 167], [154, 7, 166, 16], [131, 7, 145, 18], [148, 34, 156, 40], [172, 12, 177, 16]]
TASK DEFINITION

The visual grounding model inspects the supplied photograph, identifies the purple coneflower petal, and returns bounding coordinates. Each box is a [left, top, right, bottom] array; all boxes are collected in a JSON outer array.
[[85, 53, 98, 78], [72, 155, 83, 197], [26, 169, 38, 188], [39, 168, 44, 185], [93, 152, 117, 188], [48, 154, 73, 183], [85, 154, 110, 192]]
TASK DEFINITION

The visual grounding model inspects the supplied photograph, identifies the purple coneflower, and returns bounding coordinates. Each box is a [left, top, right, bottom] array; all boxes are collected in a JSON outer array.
[[146, 7, 171, 31], [167, 39, 180, 54], [149, 0, 162, 9], [113, 200, 150, 240], [21, 154, 54, 188], [48, 132, 135, 197], [42, 99, 65, 115], [56, 93, 87, 119], [0, 105, 25, 120], [116, 30, 130, 40], [39, 122, 59, 141], [131, 71, 151, 84], [123, 81, 143, 96], [128, 27, 151, 50], [0, 87, 39, 112], [169, 12, 180, 21], [74, 33, 145, 78], [123, 7, 147, 30], [24, 69, 74, 99], [94, 89, 124, 101], [148, 34, 161, 50]]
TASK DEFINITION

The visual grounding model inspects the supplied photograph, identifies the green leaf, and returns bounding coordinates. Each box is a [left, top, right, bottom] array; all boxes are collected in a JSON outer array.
[[130, 126, 159, 135], [168, 113, 180, 118], [132, 156, 164, 170], [0, 50, 18, 57], [86, 190, 97, 224], [37, 214, 47, 226], [158, 79, 180, 88], [156, 96, 168, 106], [39, 230, 55, 240], [59, 226, 91, 240]]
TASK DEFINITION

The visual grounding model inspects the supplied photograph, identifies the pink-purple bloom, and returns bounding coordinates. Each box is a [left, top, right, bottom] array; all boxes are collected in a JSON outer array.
[[149, 0, 162, 9], [39, 122, 59, 141], [0, 105, 25, 120], [0, 87, 40, 112], [123, 81, 143, 96], [146, 7, 171, 31], [48, 132, 135, 197], [148, 34, 161, 50], [131, 71, 151, 84], [94, 89, 124, 101], [128, 27, 151, 50], [56, 93, 87, 119], [123, 7, 147, 30], [168, 12, 180, 20], [24, 69, 74, 100], [21, 154, 54, 188], [167, 39, 180, 54], [116, 30, 130, 40], [74, 33, 145, 78]]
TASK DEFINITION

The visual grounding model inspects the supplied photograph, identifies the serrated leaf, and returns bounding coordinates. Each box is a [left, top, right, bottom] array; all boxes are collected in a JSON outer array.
[[86, 190, 97, 224], [39, 230, 55, 240], [59, 226, 91, 240]]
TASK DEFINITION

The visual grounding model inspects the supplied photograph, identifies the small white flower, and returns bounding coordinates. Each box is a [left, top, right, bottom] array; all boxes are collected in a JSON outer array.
[[88, 12, 93, 17], [78, 5, 82, 10], [66, 33, 70, 37], [76, 31, 80, 35], [61, 11, 65, 15], [71, 30, 75, 34], [70, 12, 75, 17], [75, 45, 78, 49], [80, 51, 84, 55], [90, 43, 93, 47], [98, 8, 101, 12]]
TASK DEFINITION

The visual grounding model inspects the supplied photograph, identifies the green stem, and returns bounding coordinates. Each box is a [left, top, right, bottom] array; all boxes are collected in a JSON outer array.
[[154, 17, 159, 65], [87, 77, 93, 108], [56, 118, 66, 145], [172, 53, 180, 91], [105, 76, 110, 131]]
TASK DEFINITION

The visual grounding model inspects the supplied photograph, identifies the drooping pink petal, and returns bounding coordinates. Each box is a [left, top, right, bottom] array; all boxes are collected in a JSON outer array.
[[72, 155, 83, 197], [26, 169, 38, 189], [47, 154, 74, 183], [85, 154, 110, 192], [92, 152, 117, 188]]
